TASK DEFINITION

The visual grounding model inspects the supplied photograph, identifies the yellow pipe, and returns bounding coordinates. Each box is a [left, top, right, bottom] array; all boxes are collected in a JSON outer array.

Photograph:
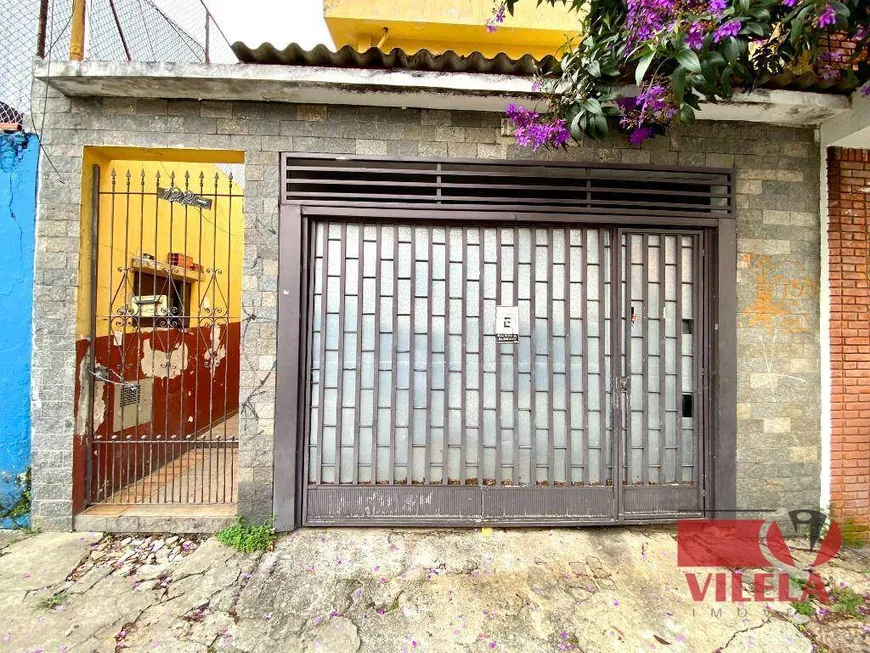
[[376, 27, 389, 50], [69, 0, 86, 60]]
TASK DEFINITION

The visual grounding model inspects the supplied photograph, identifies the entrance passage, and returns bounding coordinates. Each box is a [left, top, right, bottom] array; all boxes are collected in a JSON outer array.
[[83, 161, 244, 506], [303, 221, 706, 525]]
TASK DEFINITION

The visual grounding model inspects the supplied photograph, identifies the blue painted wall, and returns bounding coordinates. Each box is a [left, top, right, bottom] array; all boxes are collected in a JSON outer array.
[[0, 132, 38, 528]]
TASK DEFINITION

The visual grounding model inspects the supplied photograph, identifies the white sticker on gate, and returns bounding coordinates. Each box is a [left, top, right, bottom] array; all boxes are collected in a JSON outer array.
[[495, 305, 519, 343]]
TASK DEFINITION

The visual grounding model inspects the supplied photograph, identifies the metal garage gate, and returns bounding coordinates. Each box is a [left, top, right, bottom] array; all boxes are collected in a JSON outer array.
[[280, 155, 731, 526]]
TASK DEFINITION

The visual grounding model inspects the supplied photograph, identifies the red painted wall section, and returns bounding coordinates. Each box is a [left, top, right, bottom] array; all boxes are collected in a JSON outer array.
[[827, 146, 870, 542], [72, 321, 240, 506]]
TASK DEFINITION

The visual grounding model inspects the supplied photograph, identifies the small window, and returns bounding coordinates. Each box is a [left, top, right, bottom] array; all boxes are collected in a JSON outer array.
[[681, 394, 694, 418], [132, 270, 191, 328]]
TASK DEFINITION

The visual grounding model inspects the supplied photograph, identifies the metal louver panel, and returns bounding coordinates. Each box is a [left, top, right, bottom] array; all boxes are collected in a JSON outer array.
[[281, 154, 733, 220]]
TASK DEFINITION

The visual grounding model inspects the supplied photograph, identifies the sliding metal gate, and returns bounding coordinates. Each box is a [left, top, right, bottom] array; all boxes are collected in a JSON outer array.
[[279, 154, 732, 526], [301, 221, 706, 524]]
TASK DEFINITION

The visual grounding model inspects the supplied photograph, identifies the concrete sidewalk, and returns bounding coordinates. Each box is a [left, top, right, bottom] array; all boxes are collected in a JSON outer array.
[[0, 527, 866, 652]]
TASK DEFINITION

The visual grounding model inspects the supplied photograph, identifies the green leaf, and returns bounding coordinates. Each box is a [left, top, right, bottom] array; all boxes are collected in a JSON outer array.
[[720, 66, 733, 93], [569, 110, 585, 139], [679, 104, 696, 124], [829, 1, 849, 15], [671, 66, 687, 102], [790, 6, 812, 47], [705, 51, 726, 67], [675, 48, 702, 74], [744, 22, 765, 37], [589, 113, 609, 138], [723, 37, 740, 65], [701, 57, 719, 84], [635, 50, 655, 85], [585, 98, 602, 114], [587, 60, 601, 78]]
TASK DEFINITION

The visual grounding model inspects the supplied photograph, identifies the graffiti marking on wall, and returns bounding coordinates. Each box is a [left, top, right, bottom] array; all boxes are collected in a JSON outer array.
[[741, 253, 818, 335]]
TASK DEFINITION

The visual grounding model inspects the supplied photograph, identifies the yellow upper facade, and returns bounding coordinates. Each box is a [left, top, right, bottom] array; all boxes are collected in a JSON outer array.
[[323, 0, 580, 58]]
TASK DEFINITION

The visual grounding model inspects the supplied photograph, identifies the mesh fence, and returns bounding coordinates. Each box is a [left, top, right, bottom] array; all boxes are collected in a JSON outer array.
[[0, 0, 236, 126], [0, 0, 43, 125], [86, 0, 236, 64]]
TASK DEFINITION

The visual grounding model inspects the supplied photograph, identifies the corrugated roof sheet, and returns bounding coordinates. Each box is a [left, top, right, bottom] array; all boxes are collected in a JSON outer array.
[[232, 42, 559, 76], [231, 42, 865, 95]]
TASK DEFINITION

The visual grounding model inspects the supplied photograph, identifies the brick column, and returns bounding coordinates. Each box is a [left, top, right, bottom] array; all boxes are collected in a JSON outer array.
[[827, 146, 870, 542]]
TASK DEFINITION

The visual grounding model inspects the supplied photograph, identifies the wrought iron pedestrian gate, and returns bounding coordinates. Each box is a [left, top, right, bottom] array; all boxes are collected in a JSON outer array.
[[300, 221, 707, 524], [84, 164, 243, 505]]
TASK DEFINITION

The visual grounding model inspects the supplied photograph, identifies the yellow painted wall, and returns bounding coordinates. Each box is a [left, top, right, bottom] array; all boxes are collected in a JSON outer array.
[[324, 0, 581, 58], [76, 149, 244, 341]]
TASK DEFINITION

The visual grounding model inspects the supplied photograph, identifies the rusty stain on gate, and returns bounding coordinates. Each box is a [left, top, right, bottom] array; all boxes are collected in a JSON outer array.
[[84, 163, 244, 504]]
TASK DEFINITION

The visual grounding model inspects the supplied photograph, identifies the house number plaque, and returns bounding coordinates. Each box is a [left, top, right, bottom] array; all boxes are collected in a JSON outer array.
[[157, 186, 213, 210], [495, 305, 519, 343]]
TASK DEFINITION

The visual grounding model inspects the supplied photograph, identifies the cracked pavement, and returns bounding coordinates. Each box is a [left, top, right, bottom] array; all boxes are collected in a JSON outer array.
[[0, 528, 866, 652]]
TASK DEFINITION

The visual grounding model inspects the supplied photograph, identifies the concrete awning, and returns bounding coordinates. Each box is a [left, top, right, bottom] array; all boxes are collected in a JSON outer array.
[[35, 60, 852, 127]]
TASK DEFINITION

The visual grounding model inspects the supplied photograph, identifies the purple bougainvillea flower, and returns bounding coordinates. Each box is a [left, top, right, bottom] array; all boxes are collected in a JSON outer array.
[[817, 5, 837, 27], [549, 120, 570, 147], [485, 3, 507, 33], [782, 0, 798, 6], [629, 127, 654, 146], [616, 96, 638, 113], [505, 104, 571, 150], [818, 50, 841, 80], [625, 0, 686, 46], [713, 20, 742, 43], [863, 85, 870, 97], [817, 5, 837, 28], [685, 21, 705, 50], [708, 0, 727, 14], [637, 85, 677, 118]]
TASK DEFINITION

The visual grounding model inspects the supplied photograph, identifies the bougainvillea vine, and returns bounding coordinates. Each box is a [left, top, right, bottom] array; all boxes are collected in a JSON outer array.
[[489, 0, 869, 146]]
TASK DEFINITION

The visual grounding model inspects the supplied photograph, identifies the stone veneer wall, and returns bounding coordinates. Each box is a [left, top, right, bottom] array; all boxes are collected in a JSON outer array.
[[29, 80, 822, 529]]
